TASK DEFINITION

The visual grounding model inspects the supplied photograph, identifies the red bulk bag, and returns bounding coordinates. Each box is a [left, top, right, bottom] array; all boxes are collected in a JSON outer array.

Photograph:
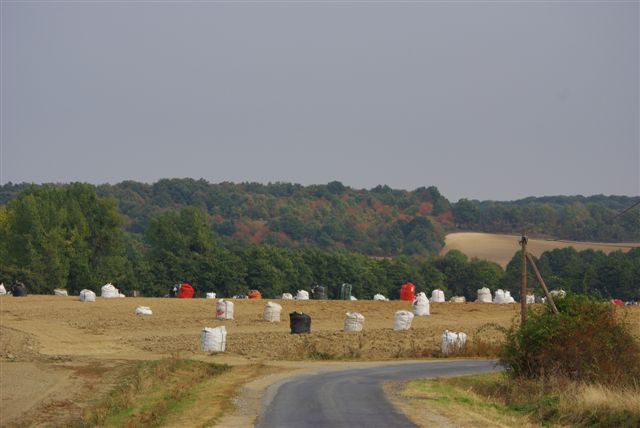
[[400, 283, 415, 301], [177, 283, 194, 298], [248, 290, 262, 299]]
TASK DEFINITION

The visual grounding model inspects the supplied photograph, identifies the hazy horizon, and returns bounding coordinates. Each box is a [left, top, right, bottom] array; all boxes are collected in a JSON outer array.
[[2, 2, 638, 201], [2, 176, 639, 204]]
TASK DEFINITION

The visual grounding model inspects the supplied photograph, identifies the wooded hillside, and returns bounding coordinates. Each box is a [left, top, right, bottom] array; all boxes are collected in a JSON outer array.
[[1, 179, 636, 257]]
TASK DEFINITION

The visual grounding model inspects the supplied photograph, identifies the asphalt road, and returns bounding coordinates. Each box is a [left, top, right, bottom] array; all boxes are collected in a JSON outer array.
[[257, 360, 499, 428]]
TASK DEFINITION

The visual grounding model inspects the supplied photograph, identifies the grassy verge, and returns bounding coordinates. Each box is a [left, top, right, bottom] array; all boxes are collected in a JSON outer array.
[[387, 372, 538, 428], [393, 372, 640, 427], [70, 356, 231, 427]]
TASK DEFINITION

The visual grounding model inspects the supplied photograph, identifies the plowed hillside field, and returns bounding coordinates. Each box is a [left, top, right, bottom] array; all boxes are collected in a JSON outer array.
[[441, 232, 640, 268]]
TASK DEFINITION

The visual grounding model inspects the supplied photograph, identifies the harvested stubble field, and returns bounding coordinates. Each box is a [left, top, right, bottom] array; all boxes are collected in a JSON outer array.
[[442, 232, 640, 268], [1, 296, 530, 361], [1, 295, 639, 426]]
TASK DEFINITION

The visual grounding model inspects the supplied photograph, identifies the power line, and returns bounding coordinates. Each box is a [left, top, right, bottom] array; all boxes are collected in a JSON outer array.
[[610, 199, 640, 222]]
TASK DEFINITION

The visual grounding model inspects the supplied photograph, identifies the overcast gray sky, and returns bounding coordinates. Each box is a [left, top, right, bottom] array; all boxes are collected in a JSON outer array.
[[2, 1, 638, 201]]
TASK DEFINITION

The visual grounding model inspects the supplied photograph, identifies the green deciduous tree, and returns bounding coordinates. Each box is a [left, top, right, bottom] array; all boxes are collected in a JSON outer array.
[[0, 184, 126, 293]]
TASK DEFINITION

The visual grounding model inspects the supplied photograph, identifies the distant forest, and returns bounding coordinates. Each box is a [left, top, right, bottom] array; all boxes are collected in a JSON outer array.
[[0, 181, 638, 300], [1, 179, 638, 257]]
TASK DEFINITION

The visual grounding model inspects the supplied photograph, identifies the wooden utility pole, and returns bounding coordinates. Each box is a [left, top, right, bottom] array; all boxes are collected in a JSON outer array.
[[526, 252, 559, 314], [519, 231, 528, 323]]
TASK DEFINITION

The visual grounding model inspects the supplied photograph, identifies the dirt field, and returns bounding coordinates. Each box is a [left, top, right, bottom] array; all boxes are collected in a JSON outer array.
[[2, 295, 638, 426], [441, 232, 640, 267]]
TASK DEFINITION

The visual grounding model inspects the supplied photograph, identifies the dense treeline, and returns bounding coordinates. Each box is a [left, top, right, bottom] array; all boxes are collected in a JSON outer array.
[[453, 196, 640, 242], [2, 180, 637, 259], [0, 184, 127, 292], [1, 184, 638, 301], [96, 179, 449, 256]]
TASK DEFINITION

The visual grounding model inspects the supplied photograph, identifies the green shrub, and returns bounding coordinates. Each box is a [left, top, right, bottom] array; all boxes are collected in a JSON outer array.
[[500, 294, 640, 385]]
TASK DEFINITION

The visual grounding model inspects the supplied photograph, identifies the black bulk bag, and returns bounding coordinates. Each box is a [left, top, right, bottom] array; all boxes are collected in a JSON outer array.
[[312, 285, 327, 300], [12, 282, 28, 297], [169, 285, 178, 298], [289, 312, 311, 334]]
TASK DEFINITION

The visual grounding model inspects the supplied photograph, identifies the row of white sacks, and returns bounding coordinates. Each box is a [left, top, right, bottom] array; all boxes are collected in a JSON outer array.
[[477, 287, 568, 304], [4, 284, 563, 303], [71, 287, 505, 303], [0, 284, 71, 296], [200, 316, 465, 354], [72, 290, 523, 307], [281, 290, 310, 300], [201, 308, 364, 353], [85, 288, 566, 322], [281, 290, 358, 301], [213, 298, 434, 327], [1, 285, 117, 299], [76, 285, 124, 301]]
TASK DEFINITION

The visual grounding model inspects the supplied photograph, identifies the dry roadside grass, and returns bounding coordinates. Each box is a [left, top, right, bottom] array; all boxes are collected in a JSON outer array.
[[384, 376, 541, 428], [441, 232, 640, 268], [562, 383, 640, 421], [161, 363, 284, 428], [66, 358, 280, 428], [395, 372, 640, 427]]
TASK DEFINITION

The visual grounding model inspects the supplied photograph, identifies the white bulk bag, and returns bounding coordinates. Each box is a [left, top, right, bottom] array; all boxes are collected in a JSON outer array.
[[350, 296, 358, 301], [118, 293, 126, 298], [451, 296, 466, 303], [79, 289, 96, 302], [263, 301, 282, 322], [393, 310, 414, 331], [412, 292, 430, 316], [101, 283, 119, 298], [441, 330, 467, 355], [54, 289, 68, 296], [206, 292, 216, 299], [201, 326, 227, 353], [295, 290, 309, 300], [550, 289, 566, 299], [344, 312, 365, 332], [281, 293, 293, 300], [526, 294, 535, 304], [504, 291, 515, 303], [216, 299, 234, 320], [477, 287, 492, 303], [0, 283, 5, 295], [430, 289, 445, 303], [373, 293, 388, 301], [135, 306, 152, 315], [493, 289, 506, 304]]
